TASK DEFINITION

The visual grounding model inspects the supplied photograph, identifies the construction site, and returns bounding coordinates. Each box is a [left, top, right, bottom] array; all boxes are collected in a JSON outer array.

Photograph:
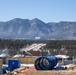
[[0, 43, 76, 75]]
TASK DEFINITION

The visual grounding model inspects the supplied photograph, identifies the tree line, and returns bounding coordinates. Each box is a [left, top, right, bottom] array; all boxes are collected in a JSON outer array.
[[0, 39, 76, 57]]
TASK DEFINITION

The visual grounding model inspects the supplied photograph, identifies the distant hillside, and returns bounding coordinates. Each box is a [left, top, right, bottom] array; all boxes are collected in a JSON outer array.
[[0, 18, 76, 40]]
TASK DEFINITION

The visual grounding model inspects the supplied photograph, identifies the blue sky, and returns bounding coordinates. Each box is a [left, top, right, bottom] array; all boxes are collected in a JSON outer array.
[[0, 0, 76, 22]]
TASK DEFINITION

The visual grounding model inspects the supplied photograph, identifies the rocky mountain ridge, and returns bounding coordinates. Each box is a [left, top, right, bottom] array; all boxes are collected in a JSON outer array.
[[0, 18, 76, 40]]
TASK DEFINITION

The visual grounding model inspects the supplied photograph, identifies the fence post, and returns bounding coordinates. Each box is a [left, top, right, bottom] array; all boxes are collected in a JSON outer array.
[[0, 58, 2, 75]]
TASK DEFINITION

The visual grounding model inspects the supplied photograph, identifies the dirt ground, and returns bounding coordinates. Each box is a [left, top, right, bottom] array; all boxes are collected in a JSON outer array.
[[18, 70, 76, 75], [14, 64, 76, 75]]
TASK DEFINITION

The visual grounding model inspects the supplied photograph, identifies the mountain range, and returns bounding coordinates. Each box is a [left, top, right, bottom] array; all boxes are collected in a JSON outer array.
[[0, 18, 76, 40]]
